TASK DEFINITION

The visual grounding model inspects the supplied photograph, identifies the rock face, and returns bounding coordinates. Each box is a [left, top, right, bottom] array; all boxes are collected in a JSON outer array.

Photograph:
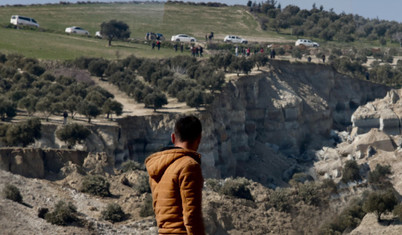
[[352, 89, 402, 135], [9, 61, 388, 186], [0, 148, 88, 178]]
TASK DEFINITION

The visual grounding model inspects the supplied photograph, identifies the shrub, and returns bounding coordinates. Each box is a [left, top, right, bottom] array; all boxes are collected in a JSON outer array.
[[120, 160, 145, 172], [269, 188, 292, 212], [368, 164, 392, 188], [320, 197, 366, 234], [2, 184, 23, 203], [133, 174, 151, 194], [341, 160, 361, 183], [56, 123, 91, 147], [140, 194, 154, 217], [204, 178, 221, 192], [24, 63, 46, 76], [101, 203, 126, 223], [72, 56, 97, 69], [321, 178, 338, 194], [297, 182, 322, 206], [219, 177, 253, 201], [291, 47, 303, 60], [80, 175, 111, 197], [45, 200, 79, 226]]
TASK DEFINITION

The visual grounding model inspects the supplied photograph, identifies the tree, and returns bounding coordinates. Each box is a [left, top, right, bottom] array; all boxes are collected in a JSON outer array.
[[0, 96, 16, 121], [252, 53, 269, 70], [65, 95, 83, 119], [35, 96, 53, 121], [210, 53, 233, 72], [143, 92, 168, 112], [78, 101, 101, 123], [363, 190, 398, 222], [230, 57, 254, 76], [102, 98, 123, 119], [185, 89, 204, 109], [392, 32, 402, 47], [88, 59, 109, 78], [56, 123, 91, 148], [100, 20, 130, 46], [201, 70, 225, 93], [4, 118, 41, 147]]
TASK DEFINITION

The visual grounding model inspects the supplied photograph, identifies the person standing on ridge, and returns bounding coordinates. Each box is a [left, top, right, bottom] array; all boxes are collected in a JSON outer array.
[[145, 115, 205, 235]]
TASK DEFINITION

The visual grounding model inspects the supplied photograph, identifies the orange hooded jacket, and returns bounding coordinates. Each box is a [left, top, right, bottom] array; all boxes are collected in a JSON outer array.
[[145, 147, 205, 235]]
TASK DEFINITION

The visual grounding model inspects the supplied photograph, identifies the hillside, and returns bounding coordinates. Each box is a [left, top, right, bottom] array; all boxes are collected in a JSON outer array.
[[0, 2, 291, 60]]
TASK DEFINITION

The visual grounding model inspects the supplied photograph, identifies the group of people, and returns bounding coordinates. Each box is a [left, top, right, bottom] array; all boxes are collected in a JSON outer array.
[[151, 40, 161, 50], [190, 45, 203, 57], [173, 43, 184, 53], [235, 46, 276, 58]]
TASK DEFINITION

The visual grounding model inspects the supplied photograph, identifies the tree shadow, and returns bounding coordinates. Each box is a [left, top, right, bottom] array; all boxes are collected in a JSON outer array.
[[112, 44, 138, 49], [21, 202, 33, 208], [378, 218, 398, 226]]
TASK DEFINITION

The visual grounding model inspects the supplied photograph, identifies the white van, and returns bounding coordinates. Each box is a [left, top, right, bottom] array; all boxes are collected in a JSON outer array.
[[10, 15, 39, 28]]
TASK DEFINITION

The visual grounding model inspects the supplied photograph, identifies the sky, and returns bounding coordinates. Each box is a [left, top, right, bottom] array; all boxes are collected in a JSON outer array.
[[1, 0, 401, 23]]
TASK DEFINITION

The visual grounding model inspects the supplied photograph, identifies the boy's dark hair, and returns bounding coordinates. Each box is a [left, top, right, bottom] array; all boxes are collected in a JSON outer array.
[[174, 115, 202, 142]]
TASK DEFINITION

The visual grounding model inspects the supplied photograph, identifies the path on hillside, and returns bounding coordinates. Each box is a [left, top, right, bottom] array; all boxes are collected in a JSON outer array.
[[90, 77, 197, 117]]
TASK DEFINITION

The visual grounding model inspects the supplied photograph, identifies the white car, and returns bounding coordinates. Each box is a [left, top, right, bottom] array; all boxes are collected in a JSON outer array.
[[224, 35, 248, 44], [171, 34, 196, 42], [10, 15, 39, 28], [295, 39, 319, 47], [65, 26, 89, 35]]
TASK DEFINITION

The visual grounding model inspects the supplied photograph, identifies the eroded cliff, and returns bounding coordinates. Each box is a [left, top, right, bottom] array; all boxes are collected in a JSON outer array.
[[6, 61, 389, 186]]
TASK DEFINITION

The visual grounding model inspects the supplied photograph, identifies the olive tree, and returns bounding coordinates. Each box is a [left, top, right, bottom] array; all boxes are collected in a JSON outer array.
[[100, 20, 130, 46], [143, 92, 168, 112], [102, 98, 123, 119], [363, 190, 398, 222], [56, 123, 91, 148]]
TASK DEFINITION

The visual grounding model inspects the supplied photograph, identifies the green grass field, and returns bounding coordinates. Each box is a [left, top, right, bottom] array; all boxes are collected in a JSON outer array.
[[0, 2, 288, 60]]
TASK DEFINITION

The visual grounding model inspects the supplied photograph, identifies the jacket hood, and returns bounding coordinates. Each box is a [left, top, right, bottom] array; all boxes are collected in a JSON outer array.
[[145, 147, 201, 182]]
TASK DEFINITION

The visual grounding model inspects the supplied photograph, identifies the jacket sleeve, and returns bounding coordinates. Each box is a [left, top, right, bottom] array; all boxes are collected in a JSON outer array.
[[179, 161, 205, 235]]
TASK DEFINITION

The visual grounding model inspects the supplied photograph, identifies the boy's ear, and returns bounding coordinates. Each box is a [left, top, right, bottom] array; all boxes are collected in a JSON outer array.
[[171, 133, 176, 145]]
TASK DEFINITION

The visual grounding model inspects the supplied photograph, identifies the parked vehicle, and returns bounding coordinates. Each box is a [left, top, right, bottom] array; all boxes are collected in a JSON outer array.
[[65, 26, 89, 35], [295, 39, 319, 47], [224, 35, 248, 44], [171, 34, 196, 42], [95, 31, 102, 38], [10, 15, 39, 28], [150, 33, 165, 40]]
